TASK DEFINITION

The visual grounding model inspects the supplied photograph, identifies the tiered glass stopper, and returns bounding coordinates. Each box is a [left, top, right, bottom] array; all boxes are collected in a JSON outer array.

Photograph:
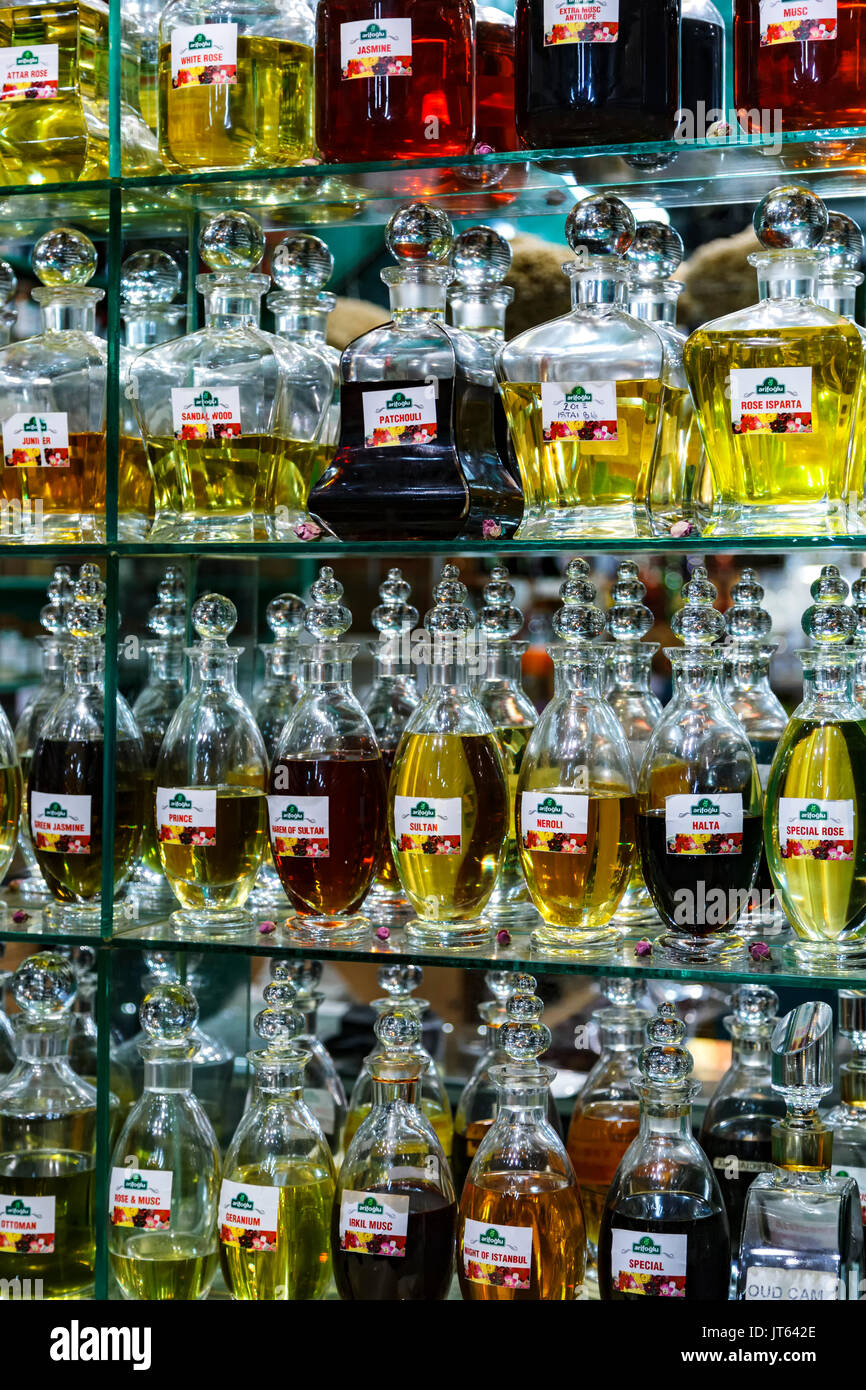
[[552, 558, 605, 645], [725, 568, 773, 650], [801, 564, 856, 645], [638, 1002, 695, 1093], [607, 560, 654, 646], [670, 566, 725, 648], [479, 565, 523, 645]]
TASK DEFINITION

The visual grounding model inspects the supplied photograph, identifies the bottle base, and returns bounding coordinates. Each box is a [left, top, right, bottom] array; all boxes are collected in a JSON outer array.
[[515, 503, 652, 541], [790, 937, 866, 970], [530, 923, 622, 956], [364, 882, 413, 924], [702, 502, 848, 538], [45, 901, 103, 933], [174, 513, 257, 543], [169, 907, 253, 935], [654, 929, 745, 963], [406, 918, 493, 949], [284, 913, 371, 945]]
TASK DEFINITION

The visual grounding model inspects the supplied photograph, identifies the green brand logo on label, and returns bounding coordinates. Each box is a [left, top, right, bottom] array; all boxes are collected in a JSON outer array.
[[279, 804, 305, 821], [4, 1199, 30, 1216], [357, 1196, 384, 1215], [409, 800, 436, 818], [755, 376, 785, 395], [187, 32, 213, 49], [230, 1192, 255, 1211], [169, 793, 192, 809], [122, 1174, 148, 1190], [479, 1227, 506, 1247], [799, 802, 828, 821], [359, 22, 388, 38], [536, 796, 563, 814], [16, 51, 39, 64], [384, 391, 413, 410], [21, 416, 47, 432], [691, 797, 720, 816], [42, 801, 67, 817], [193, 389, 218, 408], [632, 1235, 661, 1255], [565, 385, 592, 402]]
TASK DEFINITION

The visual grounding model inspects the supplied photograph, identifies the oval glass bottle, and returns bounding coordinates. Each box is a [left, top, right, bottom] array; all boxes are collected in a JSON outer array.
[[250, 592, 305, 908]]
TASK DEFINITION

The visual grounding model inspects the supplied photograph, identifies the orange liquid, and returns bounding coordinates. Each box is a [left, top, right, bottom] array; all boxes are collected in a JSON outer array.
[[567, 1100, 640, 1249], [459, 1170, 586, 1300]]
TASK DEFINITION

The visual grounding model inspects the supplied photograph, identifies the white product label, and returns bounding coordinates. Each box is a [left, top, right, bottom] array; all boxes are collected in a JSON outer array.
[[0, 44, 58, 100], [305, 1087, 336, 1131], [170, 23, 238, 86], [759, 0, 837, 45], [778, 797, 854, 859], [362, 385, 437, 448], [462, 1218, 534, 1289], [520, 791, 589, 853], [610, 1228, 687, 1296], [219, 1180, 280, 1251], [171, 385, 241, 441], [2, 411, 69, 467], [0, 1194, 55, 1254], [393, 795, 461, 854], [832, 1166, 866, 1222], [730, 367, 813, 435], [30, 791, 91, 854], [665, 793, 744, 855], [156, 787, 217, 847], [268, 795, 329, 858], [109, 1168, 173, 1228], [744, 1265, 839, 1300], [340, 18, 412, 78], [338, 1190, 409, 1256], [540, 380, 618, 442], [543, 0, 619, 44]]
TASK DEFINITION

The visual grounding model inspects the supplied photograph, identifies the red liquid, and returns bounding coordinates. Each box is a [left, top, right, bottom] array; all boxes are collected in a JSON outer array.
[[476, 18, 518, 151], [315, 0, 475, 162], [734, 0, 866, 132]]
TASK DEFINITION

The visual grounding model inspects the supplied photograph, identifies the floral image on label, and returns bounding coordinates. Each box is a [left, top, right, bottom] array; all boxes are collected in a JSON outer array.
[[665, 793, 744, 855], [543, 0, 619, 44], [610, 1229, 687, 1297], [832, 1166, 866, 1223], [520, 792, 589, 854], [393, 795, 461, 854], [171, 385, 241, 441], [339, 1190, 409, 1257], [0, 45, 59, 100], [30, 791, 91, 854], [109, 1168, 173, 1230], [462, 1219, 533, 1289], [730, 367, 813, 435], [3, 411, 69, 467], [778, 797, 854, 859], [744, 1265, 839, 1300], [362, 385, 437, 448], [268, 795, 329, 858], [540, 381, 618, 442], [219, 1180, 280, 1252], [759, 0, 836, 45], [170, 23, 238, 87], [156, 787, 217, 847], [341, 18, 412, 78], [0, 1195, 55, 1255]]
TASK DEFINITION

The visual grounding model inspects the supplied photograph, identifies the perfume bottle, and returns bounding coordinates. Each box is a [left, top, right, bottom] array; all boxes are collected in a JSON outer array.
[[681, 0, 725, 117], [764, 565, 866, 964], [220, 968, 334, 1300], [734, 0, 866, 134], [269, 567, 386, 945], [119, 250, 185, 541], [251, 593, 305, 908], [158, 0, 315, 170], [333, 1009, 457, 1301], [362, 568, 420, 923], [699, 985, 785, 1261], [453, 972, 518, 1193], [499, 194, 664, 540], [459, 978, 585, 1300], [30, 566, 146, 929], [63, 946, 131, 1116], [637, 566, 762, 962], [389, 564, 508, 948], [0, 228, 105, 543], [683, 185, 863, 537], [0, 261, 17, 347], [515, 0, 680, 148], [475, 3, 517, 150], [827, 991, 866, 1224], [737, 1002, 864, 1301], [598, 1003, 731, 1301], [854, 568, 866, 707], [277, 959, 347, 1160], [108, 983, 220, 1301], [816, 212, 866, 511], [567, 978, 649, 1269], [315, 0, 474, 162], [0, 952, 97, 1298], [155, 593, 268, 934], [516, 560, 636, 954]]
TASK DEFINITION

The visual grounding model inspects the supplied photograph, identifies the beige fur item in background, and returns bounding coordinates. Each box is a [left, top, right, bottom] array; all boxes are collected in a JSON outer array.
[[675, 224, 759, 329], [327, 295, 390, 350]]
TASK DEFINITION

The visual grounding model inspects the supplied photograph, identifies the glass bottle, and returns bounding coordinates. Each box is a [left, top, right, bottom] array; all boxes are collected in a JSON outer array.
[[332, 1008, 457, 1301], [158, 0, 315, 171], [362, 567, 420, 924], [636, 566, 762, 962], [65, 945, 132, 1115], [311, 204, 521, 542], [459, 977, 585, 1300], [764, 564, 866, 965], [516, 559, 636, 954], [0, 952, 97, 1298], [816, 211, 866, 516], [475, 3, 517, 151], [680, 0, 724, 119], [220, 967, 334, 1300], [567, 978, 648, 1270], [683, 185, 863, 537], [854, 567, 866, 708], [389, 563, 508, 948], [0, 228, 106, 544], [344, 965, 453, 1158], [30, 566, 146, 930], [269, 566, 386, 945], [737, 1002, 864, 1301], [604, 560, 662, 928], [499, 194, 664, 540], [698, 985, 784, 1264], [0, 261, 17, 348], [598, 1002, 731, 1300], [514, 0, 680, 149], [734, 0, 866, 134], [474, 565, 536, 927], [155, 593, 268, 935], [0, 950, 14, 1077], [278, 959, 347, 1160], [108, 983, 220, 1301], [118, 250, 186, 542], [314, 0, 474, 162], [827, 990, 866, 1225], [251, 592, 305, 908], [453, 971, 518, 1193]]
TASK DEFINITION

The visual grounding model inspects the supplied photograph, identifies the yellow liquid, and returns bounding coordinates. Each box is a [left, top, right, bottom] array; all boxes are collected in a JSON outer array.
[[344, 1100, 454, 1160], [0, 763, 21, 880], [262, 437, 332, 523], [110, 1230, 218, 1300], [146, 432, 275, 526], [158, 35, 314, 171], [517, 786, 636, 931], [118, 432, 153, 527], [648, 384, 705, 530], [157, 784, 267, 912], [0, 1149, 95, 1299], [219, 1162, 333, 1301]]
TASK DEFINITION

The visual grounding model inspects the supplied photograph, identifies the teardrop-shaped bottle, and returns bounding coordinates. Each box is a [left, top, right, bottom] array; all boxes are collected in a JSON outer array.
[[250, 592, 306, 908], [274, 959, 347, 1160]]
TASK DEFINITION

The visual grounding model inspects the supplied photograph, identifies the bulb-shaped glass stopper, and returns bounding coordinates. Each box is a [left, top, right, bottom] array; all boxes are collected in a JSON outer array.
[[725, 984, 778, 1038], [370, 1007, 427, 1083], [372, 568, 418, 639], [139, 982, 198, 1056], [851, 569, 866, 649], [820, 211, 864, 271], [12, 950, 76, 1019], [752, 185, 828, 251], [199, 212, 266, 273], [565, 194, 636, 259], [801, 564, 856, 645], [608, 560, 654, 645], [424, 563, 473, 638], [147, 564, 187, 643], [271, 234, 334, 302], [626, 221, 684, 285], [274, 957, 323, 1010], [450, 226, 512, 287], [265, 593, 306, 653], [305, 566, 352, 641], [32, 227, 98, 287], [40, 564, 75, 636], [120, 250, 182, 307], [552, 557, 605, 645], [479, 564, 523, 645], [191, 592, 237, 650], [0, 259, 17, 304], [66, 566, 107, 647], [670, 565, 725, 647], [501, 980, 552, 1066], [385, 202, 454, 265], [602, 976, 640, 1007], [254, 970, 307, 1058]]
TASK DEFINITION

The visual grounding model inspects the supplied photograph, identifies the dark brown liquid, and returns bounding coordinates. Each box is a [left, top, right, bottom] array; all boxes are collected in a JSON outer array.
[[681, 15, 724, 116], [637, 809, 764, 936], [700, 1121, 778, 1254], [598, 1192, 730, 1301], [332, 1184, 456, 1301]]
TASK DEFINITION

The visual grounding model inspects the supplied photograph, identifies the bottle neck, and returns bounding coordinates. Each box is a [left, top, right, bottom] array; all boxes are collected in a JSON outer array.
[[262, 645, 301, 683], [815, 268, 862, 323], [299, 642, 357, 687], [33, 285, 103, 334], [36, 634, 67, 681], [64, 642, 105, 690], [143, 1056, 193, 1091], [371, 1077, 421, 1107], [199, 272, 269, 330], [552, 648, 603, 698], [13, 1018, 70, 1060], [0, 307, 15, 346], [122, 304, 186, 349], [638, 1086, 694, 1137], [188, 643, 240, 690], [382, 265, 452, 319], [752, 251, 820, 303], [730, 1032, 773, 1072], [800, 653, 856, 705], [145, 642, 185, 685], [724, 648, 774, 694], [772, 1106, 832, 1172], [269, 297, 330, 341], [628, 281, 680, 324], [668, 648, 723, 698], [250, 1050, 308, 1098], [606, 643, 656, 694], [840, 1056, 866, 1108], [448, 286, 511, 339], [566, 259, 628, 313], [477, 642, 525, 688]]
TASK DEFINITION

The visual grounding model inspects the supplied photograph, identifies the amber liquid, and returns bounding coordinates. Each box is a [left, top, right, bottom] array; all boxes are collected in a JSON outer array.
[[4, 430, 105, 537], [518, 791, 637, 930], [459, 1171, 585, 1300], [452, 1118, 494, 1194], [734, 0, 866, 131], [331, 1183, 456, 1300], [0, 763, 21, 878], [476, 18, 517, 151], [567, 1101, 640, 1251], [637, 808, 764, 936], [157, 784, 267, 912], [376, 747, 400, 889], [599, 1192, 730, 1300]]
